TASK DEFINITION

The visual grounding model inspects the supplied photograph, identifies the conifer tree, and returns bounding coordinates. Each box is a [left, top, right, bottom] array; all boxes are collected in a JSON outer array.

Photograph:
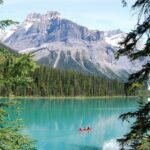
[[0, 1, 37, 149], [117, 0, 150, 149]]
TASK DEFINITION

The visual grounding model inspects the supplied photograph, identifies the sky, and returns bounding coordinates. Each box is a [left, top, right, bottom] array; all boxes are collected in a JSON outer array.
[[0, 0, 137, 32]]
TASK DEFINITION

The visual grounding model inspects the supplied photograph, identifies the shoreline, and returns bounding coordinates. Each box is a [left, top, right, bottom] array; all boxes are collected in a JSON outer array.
[[0, 95, 137, 100]]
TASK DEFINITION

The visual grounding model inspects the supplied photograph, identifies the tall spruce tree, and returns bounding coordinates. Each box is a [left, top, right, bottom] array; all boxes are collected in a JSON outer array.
[[0, 1, 37, 149], [116, 0, 150, 149], [0, 51, 37, 150]]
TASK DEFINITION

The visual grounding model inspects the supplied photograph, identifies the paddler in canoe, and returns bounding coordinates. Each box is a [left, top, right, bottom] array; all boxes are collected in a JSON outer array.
[[78, 126, 92, 132]]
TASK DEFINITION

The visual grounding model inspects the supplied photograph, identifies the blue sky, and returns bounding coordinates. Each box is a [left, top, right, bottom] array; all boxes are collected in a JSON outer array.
[[0, 0, 136, 32]]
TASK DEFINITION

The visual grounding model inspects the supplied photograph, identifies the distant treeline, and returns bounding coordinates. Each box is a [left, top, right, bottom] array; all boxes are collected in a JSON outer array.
[[0, 65, 125, 97]]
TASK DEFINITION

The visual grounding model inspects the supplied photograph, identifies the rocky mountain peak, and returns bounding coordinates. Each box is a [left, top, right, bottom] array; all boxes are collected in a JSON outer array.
[[104, 29, 123, 37], [25, 11, 61, 21], [0, 11, 144, 81], [26, 13, 42, 21], [3, 11, 105, 50], [45, 11, 61, 18]]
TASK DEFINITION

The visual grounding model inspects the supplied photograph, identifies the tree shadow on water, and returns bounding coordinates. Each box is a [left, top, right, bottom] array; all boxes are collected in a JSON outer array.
[[70, 144, 102, 150]]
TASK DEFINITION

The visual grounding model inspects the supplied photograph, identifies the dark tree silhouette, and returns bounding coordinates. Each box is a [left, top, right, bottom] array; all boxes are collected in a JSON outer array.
[[117, 0, 150, 149], [117, 0, 150, 88]]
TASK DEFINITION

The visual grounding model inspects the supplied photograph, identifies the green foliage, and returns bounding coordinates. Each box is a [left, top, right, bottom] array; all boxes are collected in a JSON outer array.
[[0, 101, 36, 150], [0, 50, 37, 149], [0, 0, 19, 64], [117, 97, 150, 150], [0, 49, 38, 96], [117, 0, 150, 88], [117, 0, 150, 149], [0, 65, 125, 97], [0, 43, 19, 56], [0, 20, 18, 30], [0, 46, 37, 150], [0, 1, 37, 149], [0, 0, 3, 4], [0, 0, 18, 30]]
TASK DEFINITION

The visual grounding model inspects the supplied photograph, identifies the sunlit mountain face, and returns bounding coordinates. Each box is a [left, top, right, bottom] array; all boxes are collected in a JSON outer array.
[[0, 11, 145, 81]]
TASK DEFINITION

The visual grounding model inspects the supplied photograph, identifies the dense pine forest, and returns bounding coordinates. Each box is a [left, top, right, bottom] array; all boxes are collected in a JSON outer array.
[[0, 65, 125, 97], [0, 47, 125, 97]]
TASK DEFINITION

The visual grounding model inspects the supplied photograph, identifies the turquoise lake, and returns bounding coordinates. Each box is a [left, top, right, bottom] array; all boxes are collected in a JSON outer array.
[[4, 97, 139, 150]]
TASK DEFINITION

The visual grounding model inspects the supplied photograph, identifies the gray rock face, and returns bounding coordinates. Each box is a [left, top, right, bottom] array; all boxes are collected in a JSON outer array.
[[104, 29, 123, 37], [4, 11, 104, 50], [1, 11, 144, 81]]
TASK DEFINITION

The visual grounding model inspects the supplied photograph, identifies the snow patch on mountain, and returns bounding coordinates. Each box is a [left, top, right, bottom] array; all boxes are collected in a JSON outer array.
[[0, 11, 144, 80], [23, 22, 33, 31], [105, 33, 126, 47]]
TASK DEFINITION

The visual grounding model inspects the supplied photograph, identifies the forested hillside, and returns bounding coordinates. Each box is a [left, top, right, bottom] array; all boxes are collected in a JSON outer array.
[[0, 48, 125, 97], [0, 42, 19, 56], [0, 65, 125, 97]]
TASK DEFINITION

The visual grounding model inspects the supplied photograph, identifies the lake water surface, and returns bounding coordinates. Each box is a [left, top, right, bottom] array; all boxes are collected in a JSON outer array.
[[3, 97, 138, 150]]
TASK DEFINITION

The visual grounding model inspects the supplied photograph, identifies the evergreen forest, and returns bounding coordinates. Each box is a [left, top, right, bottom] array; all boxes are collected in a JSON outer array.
[[0, 47, 125, 97]]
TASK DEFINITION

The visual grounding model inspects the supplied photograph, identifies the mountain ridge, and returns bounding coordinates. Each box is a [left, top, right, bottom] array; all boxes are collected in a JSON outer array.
[[0, 11, 144, 81]]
